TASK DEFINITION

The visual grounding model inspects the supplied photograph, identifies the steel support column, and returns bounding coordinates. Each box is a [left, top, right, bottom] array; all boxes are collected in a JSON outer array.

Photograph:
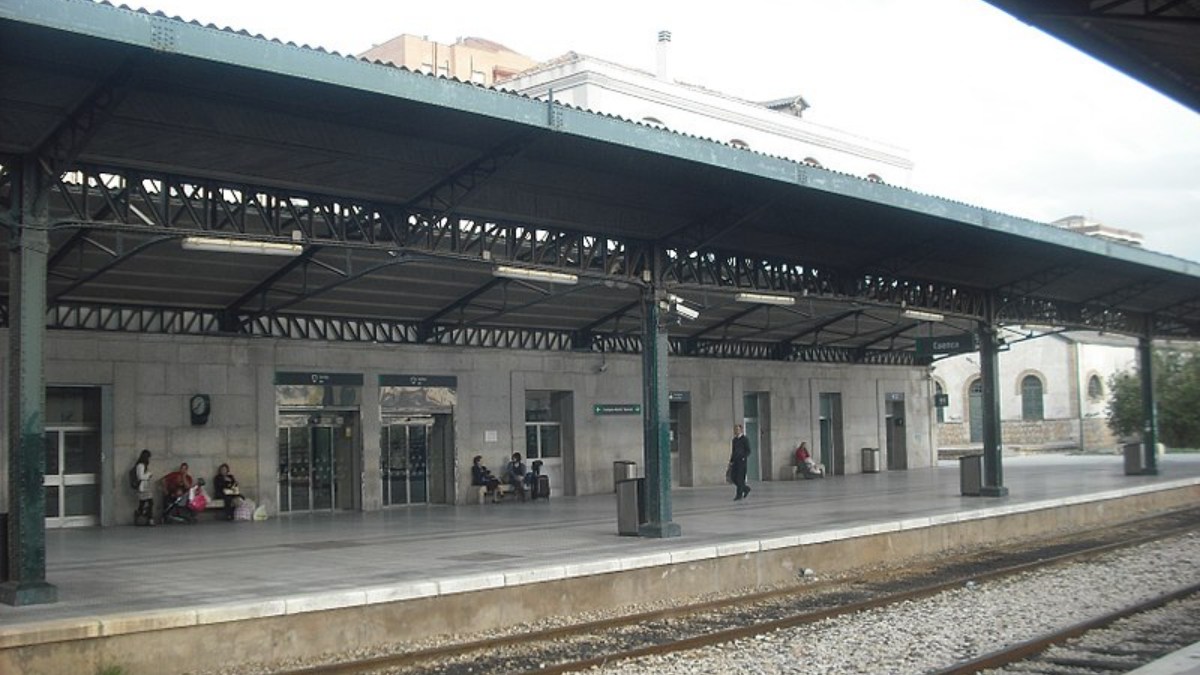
[[1137, 332, 1159, 475], [976, 296, 1008, 497], [638, 283, 680, 538], [1, 158, 57, 605]]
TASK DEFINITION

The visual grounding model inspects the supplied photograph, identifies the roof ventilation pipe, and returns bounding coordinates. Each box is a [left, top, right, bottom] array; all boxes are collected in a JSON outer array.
[[656, 30, 671, 81]]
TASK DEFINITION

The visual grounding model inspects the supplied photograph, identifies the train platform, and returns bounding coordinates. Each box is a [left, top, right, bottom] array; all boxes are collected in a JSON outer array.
[[2, 454, 1199, 674]]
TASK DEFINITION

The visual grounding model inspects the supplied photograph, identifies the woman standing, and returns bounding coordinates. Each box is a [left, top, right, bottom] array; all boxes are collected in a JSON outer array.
[[134, 449, 155, 525]]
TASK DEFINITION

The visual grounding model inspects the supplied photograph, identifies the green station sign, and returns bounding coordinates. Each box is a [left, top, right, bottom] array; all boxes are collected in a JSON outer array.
[[594, 403, 641, 415]]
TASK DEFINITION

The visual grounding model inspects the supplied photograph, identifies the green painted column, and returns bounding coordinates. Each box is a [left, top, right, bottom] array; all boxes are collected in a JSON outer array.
[[639, 286, 680, 538], [1138, 334, 1159, 475], [976, 319, 1008, 498], [1, 158, 57, 606]]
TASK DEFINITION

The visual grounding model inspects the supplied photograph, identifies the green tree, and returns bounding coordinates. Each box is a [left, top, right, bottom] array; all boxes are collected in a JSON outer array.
[[1107, 348, 1200, 448]]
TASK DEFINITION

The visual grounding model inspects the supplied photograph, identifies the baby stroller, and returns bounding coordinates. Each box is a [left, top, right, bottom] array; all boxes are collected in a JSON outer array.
[[163, 478, 206, 524]]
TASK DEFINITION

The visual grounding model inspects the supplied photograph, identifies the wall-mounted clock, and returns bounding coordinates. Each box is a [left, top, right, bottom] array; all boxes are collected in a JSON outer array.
[[190, 394, 211, 425]]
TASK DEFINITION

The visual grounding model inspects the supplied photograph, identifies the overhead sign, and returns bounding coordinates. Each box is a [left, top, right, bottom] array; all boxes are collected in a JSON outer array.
[[915, 334, 976, 356], [275, 372, 363, 386], [934, 394, 949, 408], [380, 374, 458, 388], [594, 403, 641, 415]]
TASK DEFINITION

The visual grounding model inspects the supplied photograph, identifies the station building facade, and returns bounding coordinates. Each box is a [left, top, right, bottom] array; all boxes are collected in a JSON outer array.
[[932, 331, 1136, 452], [7, 330, 933, 527]]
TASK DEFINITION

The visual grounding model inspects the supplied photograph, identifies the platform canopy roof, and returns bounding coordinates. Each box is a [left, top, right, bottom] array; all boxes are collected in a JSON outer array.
[[2, 0, 1199, 364], [984, 0, 1200, 116]]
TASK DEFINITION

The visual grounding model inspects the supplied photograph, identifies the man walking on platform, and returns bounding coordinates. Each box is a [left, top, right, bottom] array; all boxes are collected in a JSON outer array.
[[729, 424, 751, 501]]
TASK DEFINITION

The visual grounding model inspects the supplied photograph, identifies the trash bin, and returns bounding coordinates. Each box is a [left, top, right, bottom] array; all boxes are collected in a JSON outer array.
[[861, 447, 880, 473], [616, 477, 646, 536], [1123, 442, 1144, 475], [613, 460, 637, 492], [959, 454, 982, 496]]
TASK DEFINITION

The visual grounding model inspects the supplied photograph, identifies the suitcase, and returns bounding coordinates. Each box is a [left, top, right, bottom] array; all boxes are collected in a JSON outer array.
[[531, 474, 550, 500]]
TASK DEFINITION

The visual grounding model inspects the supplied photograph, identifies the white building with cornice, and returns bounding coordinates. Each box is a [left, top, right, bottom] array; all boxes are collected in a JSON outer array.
[[499, 43, 914, 186]]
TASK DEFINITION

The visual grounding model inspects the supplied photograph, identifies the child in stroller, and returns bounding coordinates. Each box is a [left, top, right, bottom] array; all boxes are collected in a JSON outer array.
[[163, 477, 207, 524]]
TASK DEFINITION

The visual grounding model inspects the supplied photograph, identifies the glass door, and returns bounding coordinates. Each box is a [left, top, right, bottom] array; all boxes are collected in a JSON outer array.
[[278, 422, 311, 513], [278, 415, 359, 513], [311, 426, 334, 510], [381, 418, 432, 506]]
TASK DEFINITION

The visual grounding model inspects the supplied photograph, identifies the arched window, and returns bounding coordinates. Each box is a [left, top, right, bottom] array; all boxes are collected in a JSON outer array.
[[1087, 374, 1104, 400], [968, 379, 984, 443], [729, 138, 750, 149], [1021, 375, 1044, 421]]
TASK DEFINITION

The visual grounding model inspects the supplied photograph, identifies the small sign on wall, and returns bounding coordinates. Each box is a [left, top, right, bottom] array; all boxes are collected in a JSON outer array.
[[594, 403, 641, 415], [484, 430, 498, 443]]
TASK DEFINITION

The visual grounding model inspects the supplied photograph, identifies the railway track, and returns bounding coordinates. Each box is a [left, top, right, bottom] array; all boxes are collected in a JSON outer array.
[[935, 586, 1200, 674], [273, 508, 1200, 675]]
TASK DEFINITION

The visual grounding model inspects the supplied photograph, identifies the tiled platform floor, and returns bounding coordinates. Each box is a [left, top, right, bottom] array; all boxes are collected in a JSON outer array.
[[3, 454, 1198, 630]]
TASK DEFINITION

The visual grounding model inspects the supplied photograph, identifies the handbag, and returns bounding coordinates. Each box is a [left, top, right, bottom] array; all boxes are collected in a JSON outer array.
[[724, 465, 732, 484]]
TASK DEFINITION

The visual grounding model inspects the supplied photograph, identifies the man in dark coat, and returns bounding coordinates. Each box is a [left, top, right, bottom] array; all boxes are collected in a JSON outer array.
[[728, 424, 752, 500]]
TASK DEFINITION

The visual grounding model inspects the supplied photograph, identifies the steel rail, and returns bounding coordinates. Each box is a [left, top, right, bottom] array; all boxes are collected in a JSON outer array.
[[279, 513, 1200, 675], [930, 582, 1200, 675]]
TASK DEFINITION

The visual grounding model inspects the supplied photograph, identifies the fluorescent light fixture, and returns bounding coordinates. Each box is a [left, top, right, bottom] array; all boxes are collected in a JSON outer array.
[[493, 264, 578, 285], [181, 236, 303, 257], [902, 309, 945, 322], [735, 292, 796, 306]]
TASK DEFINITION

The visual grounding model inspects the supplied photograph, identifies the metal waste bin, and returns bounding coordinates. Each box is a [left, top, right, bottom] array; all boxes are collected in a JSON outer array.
[[959, 454, 982, 496], [613, 460, 637, 492], [1123, 442, 1144, 475], [861, 447, 880, 473], [616, 477, 646, 536]]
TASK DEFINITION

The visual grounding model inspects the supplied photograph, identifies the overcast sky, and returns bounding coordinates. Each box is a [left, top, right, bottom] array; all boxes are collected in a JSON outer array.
[[128, 0, 1200, 262]]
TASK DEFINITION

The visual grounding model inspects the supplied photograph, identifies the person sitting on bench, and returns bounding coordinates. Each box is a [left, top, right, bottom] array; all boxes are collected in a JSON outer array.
[[505, 452, 528, 501], [472, 455, 501, 502], [795, 442, 824, 479]]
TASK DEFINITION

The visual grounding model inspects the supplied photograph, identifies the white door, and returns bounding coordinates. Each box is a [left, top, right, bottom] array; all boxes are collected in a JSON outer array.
[[44, 427, 101, 528], [524, 421, 562, 494]]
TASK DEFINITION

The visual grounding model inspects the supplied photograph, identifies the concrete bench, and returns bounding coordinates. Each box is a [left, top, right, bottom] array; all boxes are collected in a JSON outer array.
[[475, 483, 516, 504]]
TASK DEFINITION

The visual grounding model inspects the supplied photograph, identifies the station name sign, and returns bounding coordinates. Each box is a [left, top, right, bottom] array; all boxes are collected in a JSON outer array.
[[594, 403, 642, 415], [915, 334, 976, 356]]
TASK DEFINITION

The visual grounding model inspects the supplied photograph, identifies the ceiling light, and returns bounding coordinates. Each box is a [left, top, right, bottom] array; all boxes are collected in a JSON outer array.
[[181, 236, 303, 257], [493, 264, 578, 285], [735, 292, 795, 306], [902, 309, 945, 322]]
